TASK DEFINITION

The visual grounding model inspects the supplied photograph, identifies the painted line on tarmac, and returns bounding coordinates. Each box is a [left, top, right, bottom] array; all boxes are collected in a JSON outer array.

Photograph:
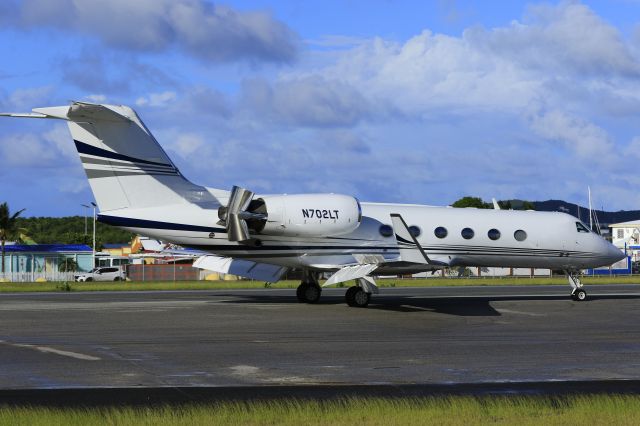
[[0, 340, 101, 361]]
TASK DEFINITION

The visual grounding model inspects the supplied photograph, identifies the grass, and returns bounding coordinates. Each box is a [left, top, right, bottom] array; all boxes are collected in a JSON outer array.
[[0, 276, 639, 293], [1, 395, 640, 425]]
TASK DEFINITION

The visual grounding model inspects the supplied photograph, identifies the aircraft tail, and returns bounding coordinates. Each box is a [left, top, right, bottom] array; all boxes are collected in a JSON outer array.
[[2, 102, 218, 212]]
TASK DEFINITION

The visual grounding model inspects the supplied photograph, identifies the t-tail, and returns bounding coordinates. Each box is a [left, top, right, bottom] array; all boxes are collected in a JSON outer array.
[[1, 101, 223, 212]]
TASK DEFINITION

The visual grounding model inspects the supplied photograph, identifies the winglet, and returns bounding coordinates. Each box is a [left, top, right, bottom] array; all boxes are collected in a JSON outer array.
[[390, 213, 448, 266]]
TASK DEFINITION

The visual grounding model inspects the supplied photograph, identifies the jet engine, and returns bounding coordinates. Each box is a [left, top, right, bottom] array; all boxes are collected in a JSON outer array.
[[217, 187, 361, 241]]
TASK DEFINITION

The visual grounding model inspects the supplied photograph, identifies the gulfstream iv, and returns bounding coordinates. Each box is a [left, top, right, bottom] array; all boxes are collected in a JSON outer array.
[[1, 102, 625, 307]]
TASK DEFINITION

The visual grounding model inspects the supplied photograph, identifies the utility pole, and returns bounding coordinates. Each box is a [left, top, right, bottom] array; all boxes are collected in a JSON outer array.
[[91, 202, 97, 268]]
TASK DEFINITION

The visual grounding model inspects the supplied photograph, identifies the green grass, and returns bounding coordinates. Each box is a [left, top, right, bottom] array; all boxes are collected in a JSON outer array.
[[1, 276, 639, 293], [1, 395, 640, 425]]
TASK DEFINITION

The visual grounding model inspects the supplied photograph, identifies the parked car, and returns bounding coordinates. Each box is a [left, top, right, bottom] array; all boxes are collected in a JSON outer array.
[[75, 267, 126, 282]]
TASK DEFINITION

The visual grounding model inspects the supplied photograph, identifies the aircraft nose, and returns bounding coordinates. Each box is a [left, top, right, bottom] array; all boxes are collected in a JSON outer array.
[[605, 241, 625, 264]]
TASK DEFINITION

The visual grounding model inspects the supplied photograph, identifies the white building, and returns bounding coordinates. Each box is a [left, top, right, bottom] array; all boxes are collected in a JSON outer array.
[[610, 219, 640, 262]]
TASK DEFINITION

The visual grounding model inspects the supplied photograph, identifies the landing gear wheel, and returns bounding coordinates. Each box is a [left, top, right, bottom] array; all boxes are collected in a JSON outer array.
[[296, 283, 321, 304], [345, 286, 360, 306], [572, 289, 587, 301], [346, 286, 370, 308]]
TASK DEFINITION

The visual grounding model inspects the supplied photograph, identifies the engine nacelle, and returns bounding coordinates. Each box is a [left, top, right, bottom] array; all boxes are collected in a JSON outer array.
[[250, 194, 362, 237]]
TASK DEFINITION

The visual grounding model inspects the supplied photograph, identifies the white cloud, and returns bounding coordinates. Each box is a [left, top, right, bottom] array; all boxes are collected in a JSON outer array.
[[136, 91, 177, 107], [7, 86, 53, 110], [242, 76, 372, 127], [15, 0, 299, 63]]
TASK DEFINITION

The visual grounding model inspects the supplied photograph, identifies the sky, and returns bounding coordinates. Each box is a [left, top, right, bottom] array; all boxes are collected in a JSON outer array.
[[2, 0, 640, 217]]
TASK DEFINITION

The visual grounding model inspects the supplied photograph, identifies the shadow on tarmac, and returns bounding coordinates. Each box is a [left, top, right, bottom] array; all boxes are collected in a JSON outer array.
[[213, 292, 640, 316]]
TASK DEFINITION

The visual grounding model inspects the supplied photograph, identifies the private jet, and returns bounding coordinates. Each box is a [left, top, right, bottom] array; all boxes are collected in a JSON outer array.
[[1, 102, 625, 307]]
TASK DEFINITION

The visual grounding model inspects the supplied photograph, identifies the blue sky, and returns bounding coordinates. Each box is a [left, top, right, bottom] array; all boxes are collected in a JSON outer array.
[[2, 0, 640, 216]]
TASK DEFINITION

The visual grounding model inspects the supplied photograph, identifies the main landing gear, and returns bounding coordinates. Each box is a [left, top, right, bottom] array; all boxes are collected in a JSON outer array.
[[296, 272, 377, 307], [296, 271, 322, 304], [345, 285, 370, 308], [566, 270, 587, 301], [345, 277, 377, 308]]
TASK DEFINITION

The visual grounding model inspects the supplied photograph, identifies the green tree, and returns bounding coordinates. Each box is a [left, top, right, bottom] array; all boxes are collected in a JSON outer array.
[[0, 202, 26, 274], [451, 196, 491, 209]]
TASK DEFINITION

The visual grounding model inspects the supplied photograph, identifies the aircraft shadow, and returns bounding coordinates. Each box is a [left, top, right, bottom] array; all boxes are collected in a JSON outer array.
[[213, 292, 640, 316]]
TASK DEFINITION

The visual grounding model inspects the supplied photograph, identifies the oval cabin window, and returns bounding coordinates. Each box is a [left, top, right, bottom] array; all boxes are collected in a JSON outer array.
[[434, 226, 448, 239], [379, 224, 394, 237], [488, 229, 501, 240], [461, 228, 475, 239], [514, 230, 527, 241]]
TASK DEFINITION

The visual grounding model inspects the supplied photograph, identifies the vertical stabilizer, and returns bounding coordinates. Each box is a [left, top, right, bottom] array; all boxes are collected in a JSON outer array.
[[4, 102, 218, 212]]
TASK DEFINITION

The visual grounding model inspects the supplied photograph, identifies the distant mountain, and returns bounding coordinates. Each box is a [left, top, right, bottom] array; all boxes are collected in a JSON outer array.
[[533, 200, 640, 225]]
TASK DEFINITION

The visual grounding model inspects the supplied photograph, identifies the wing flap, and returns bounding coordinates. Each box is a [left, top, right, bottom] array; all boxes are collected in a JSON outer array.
[[323, 264, 379, 287], [193, 255, 288, 283]]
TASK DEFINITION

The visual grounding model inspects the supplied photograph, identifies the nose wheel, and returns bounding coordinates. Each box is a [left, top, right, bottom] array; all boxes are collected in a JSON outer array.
[[571, 288, 587, 301], [566, 271, 587, 302]]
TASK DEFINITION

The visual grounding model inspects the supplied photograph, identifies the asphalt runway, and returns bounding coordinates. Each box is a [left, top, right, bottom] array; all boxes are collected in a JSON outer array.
[[1, 284, 640, 404]]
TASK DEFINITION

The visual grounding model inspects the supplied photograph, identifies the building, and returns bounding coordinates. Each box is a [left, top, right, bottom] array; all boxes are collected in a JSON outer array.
[[1, 244, 93, 282], [610, 219, 640, 262]]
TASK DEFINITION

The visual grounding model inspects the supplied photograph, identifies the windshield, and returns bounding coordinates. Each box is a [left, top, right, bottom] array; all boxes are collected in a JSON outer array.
[[576, 222, 590, 233]]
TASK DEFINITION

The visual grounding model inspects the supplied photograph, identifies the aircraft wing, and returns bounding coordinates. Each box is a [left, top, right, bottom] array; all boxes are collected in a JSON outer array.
[[193, 255, 288, 283], [390, 213, 450, 266]]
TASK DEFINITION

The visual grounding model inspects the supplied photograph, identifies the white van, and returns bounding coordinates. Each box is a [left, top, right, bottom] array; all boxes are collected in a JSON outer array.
[[75, 267, 126, 282]]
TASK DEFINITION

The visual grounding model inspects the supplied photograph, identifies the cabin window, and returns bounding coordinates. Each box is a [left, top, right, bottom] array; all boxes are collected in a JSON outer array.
[[576, 222, 590, 233], [514, 230, 527, 241], [617, 229, 624, 239], [461, 228, 474, 239], [409, 225, 421, 238], [379, 224, 394, 237], [488, 229, 501, 240], [434, 226, 448, 239]]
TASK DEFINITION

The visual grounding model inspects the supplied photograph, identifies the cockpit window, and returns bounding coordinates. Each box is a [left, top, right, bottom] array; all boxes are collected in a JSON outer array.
[[576, 222, 590, 233]]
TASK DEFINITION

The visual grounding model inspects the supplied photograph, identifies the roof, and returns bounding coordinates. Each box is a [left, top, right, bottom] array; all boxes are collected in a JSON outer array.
[[102, 243, 130, 249], [609, 220, 640, 228], [2, 244, 93, 253]]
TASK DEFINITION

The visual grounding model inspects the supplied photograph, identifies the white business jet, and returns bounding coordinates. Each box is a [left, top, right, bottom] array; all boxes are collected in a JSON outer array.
[[1, 102, 625, 307]]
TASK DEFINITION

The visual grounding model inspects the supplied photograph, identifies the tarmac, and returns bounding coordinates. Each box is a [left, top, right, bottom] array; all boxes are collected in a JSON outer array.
[[1, 284, 639, 405]]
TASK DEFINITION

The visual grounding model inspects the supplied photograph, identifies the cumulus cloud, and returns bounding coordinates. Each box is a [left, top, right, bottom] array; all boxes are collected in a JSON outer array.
[[59, 48, 175, 93], [468, 2, 640, 77], [14, 0, 298, 63], [528, 109, 614, 159], [242, 76, 372, 127]]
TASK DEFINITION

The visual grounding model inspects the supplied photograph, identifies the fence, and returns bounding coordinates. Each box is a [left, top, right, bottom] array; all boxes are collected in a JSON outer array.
[[0, 271, 77, 283]]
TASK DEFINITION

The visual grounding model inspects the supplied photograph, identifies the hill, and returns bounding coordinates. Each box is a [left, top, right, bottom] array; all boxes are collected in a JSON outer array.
[[533, 200, 640, 224], [15, 216, 134, 247]]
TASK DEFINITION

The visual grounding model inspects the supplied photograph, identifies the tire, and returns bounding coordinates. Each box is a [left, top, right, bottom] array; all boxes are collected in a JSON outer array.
[[303, 284, 321, 304], [348, 287, 370, 308], [296, 283, 308, 302], [85, 277, 93, 282], [345, 286, 360, 307], [573, 289, 587, 301], [113, 277, 120, 281]]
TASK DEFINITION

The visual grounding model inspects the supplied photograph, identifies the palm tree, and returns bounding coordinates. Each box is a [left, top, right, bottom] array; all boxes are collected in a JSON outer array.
[[0, 202, 26, 274]]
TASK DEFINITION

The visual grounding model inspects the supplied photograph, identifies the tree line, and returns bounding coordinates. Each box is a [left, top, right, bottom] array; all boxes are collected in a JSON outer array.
[[451, 196, 535, 210], [15, 216, 134, 247]]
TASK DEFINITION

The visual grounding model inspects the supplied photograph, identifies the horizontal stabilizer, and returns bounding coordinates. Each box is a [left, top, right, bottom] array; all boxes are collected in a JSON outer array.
[[1, 102, 133, 122], [390, 213, 449, 266], [193, 255, 288, 283], [323, 264, 379, 287]]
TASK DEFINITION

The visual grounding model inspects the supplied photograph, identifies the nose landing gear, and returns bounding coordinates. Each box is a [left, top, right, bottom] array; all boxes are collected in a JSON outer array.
[[566, 271, 587, 301]]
